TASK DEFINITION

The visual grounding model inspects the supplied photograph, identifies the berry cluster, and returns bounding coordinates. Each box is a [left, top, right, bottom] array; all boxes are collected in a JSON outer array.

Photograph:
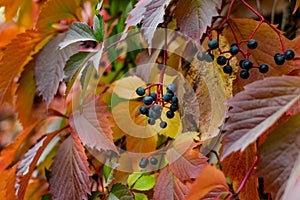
[[136, 83, 178, 129], [139, 156, 158, 168]]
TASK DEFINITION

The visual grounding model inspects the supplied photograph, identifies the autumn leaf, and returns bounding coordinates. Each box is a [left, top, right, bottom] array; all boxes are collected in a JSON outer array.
[[175, 0, 222, 41], [25, 178, 49, 200], [35, 33, 78, 105], [0, 30, 46, 106], [166, 132, 208, 182], [221, 76, 300, 160], [49, 134, 91, 200], [0, 121, 38, 173], [293, 0, 300, 13], [69, 94, 117, 152], [112, 76, 146, 99], [256, 114, 300, 199], [0, 165, 17, 200], [16, 127, 65, 200], [186, 164, 231, 200], [153, 167, 191, 200], [222, 18, 299, 93]]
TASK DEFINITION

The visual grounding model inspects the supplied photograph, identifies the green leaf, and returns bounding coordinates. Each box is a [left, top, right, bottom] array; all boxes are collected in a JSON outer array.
[[93, 14, 104, 42], [108, 183, 134, 200], [59, 22, 97, 49], [132, 175, 156, 191], [80, 62, 94, 99], [134, 193, 148, 200], [127, 172, 143, 188]]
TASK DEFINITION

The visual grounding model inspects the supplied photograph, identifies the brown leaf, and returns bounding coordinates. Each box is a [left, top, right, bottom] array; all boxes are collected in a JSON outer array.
[[16, 127, 64, 200], [50, 134, 91, 200], [0, 122, 38, 173], [221, 143, 259, 200], [293, 0, 300, 13], [221, 76, 300, 160], [153, 167, 191, 200], [167, 133, 208, 182], [175, 0, 222, 41], [0, 165, 17, 200], [256, 114, 300, 199], [70, 95, 117, 152], [186, 164, 230, 200], [222, 18, 299, 94], [0, 30, 45, 106]]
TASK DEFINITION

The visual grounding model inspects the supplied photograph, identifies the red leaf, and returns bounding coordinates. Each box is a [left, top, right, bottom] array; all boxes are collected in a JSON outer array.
[[0, 30, 44, 106], [167, 133, 208, 182], [186, 164, 231, 200], [175, 0, 222, 41], [256, 114, 300, 199], [50, 133, 91, 200], [16, 126, 66, 200], [153, 167, 190, 200], [221, 76, 300, 160], [69, 95, 117, 152]]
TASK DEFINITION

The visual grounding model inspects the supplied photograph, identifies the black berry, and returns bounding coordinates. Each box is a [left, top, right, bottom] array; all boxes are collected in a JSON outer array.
[[150, 157, 158, 165], [143, 96, 153, 105], [240, 70, 250, 79], [208, 40, 219, 50], [136, 87, 145, 96], [160, 121, 167, 128], [247, 39, 258, 49], [217, 56, 227, 66], [274, 53, 285, 65], [166, 110, 175, 119], [163, 93, 173, 102], [148, 118, 156, 125], [167, 84, 176, 93], [284, 50, 295, 60], [139, 157, 148, 168], [241, 59, 253, 70], [171, 96, 178, 104], [150, 92, 157, 101], [259, 64, 269, 73], [139, 106, 148, 115], [223, 65, 233, 74], [170, 103, 179, 112], [230, 44, 239, 55]]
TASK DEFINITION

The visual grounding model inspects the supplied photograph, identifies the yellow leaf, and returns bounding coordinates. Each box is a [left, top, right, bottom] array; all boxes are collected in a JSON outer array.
[[112, 76, 146, 99]]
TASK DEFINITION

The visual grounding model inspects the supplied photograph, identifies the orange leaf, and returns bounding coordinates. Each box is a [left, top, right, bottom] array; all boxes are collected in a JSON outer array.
[[0, 30, 46, 106], [186, 164, 230, 200], [0, 121, 38, 173], [24, 178, 48, 200], [0, 165, 17, 200], [0, 24, 20, 48]]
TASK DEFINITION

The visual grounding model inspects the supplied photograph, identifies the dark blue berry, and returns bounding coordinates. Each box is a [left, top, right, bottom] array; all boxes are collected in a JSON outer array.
[[148, 118, 156, 125], [167, 84, 176, 93], [170, 104, 179, 112], [139, 157, 148, 168], [160, 121, 167, 128], [229, 44, 239, 55], [217, 56, 227, 66], [259, 64, 269, 73], [139, 106, 148, 115], [171, 96, 178, 104], [241, 60, 253, 70], [149, 110, 161, 119], [274, 53, 285, 65], [208, 40, 219, 50], [284, 50, 295, 60], [152, 104, 162, 112], [240, 70, 250, 79], [136, 87, 145, 96], [163, 93, 173, 102], [166, 110, 175, 119], [143, 96, 153, 105], [223, 65, 233, 74], [150, 157, 158, 165], [239, 59, 245, 68], [247, 39, 258, 49], [150, 92, 157, 101]]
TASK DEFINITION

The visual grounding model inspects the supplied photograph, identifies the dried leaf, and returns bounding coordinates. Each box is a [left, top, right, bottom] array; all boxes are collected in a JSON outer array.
[[16, 128, 62, 200], [167, 132, 208, 182], [153, 167, 190, 200], [35, 33, 78, 105], [69, 95, 117, 152], [50, 134, 91, 200], [175, 0, 222, 41], [221, 76, 300, 160], [256, 114, 300, 199], [0, 165, 17, 200], [0, 30, 45, 105], [186, 164, 230, 200]]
